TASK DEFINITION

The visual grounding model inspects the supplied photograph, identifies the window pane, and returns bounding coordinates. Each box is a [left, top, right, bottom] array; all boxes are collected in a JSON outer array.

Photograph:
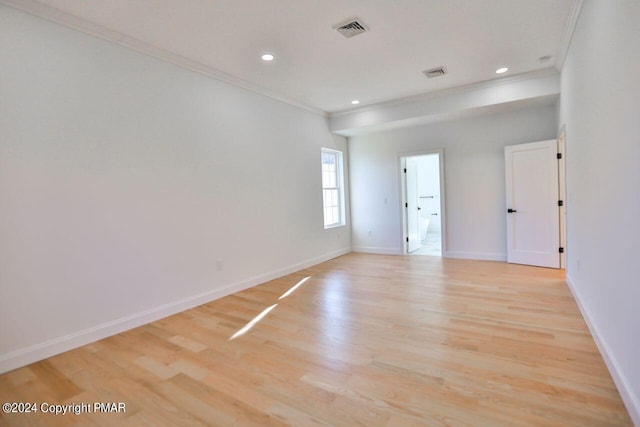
[[321, 149, 343, 227], [331, 207, 339, 224]]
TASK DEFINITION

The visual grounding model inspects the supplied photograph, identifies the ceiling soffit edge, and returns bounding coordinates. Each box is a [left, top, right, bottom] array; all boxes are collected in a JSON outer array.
[[335, 94, 559, 137], [329, 68, 560, 118]]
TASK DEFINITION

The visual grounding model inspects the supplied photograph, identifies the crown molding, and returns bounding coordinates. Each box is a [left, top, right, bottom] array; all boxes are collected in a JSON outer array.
[[329, 67, 559, 118], [555, 0, 584, 71], [0, 0, 327, 117]]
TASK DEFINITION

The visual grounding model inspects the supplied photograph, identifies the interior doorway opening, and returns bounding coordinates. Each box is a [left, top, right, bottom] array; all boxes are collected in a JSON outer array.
[[401, 151, 445, 256]]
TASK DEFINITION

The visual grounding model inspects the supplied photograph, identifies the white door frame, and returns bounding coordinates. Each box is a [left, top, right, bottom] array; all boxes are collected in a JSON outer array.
[[558, 128, 567, 269], [399, 149, 447, 255]]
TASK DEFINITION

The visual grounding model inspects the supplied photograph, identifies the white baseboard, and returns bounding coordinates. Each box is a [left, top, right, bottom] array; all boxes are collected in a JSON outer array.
[[443, 251, 507, 262], [566, 274, 640, 426], [0, 247, 351, 374], [351, 246, 403, 255]]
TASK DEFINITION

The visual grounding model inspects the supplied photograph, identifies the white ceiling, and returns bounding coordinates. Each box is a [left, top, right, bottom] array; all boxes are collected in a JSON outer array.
[[13, 0, 576, 113]]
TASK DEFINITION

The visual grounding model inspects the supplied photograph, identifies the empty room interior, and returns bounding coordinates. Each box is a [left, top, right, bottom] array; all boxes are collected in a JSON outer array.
[[1, 0, 639, 426]]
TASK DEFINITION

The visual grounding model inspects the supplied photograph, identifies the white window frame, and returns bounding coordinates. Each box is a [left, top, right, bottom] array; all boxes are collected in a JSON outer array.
[[321, 148, 346, 229]]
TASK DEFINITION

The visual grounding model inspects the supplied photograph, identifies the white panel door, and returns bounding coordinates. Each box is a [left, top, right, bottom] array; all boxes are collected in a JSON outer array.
[[505, 140, 560, 268], [406, 158, 421, 253]]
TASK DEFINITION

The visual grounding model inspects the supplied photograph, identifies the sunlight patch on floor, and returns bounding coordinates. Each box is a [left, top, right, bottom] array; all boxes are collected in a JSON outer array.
[[279, 276, 311, 300], [229, 304, 278, 340]]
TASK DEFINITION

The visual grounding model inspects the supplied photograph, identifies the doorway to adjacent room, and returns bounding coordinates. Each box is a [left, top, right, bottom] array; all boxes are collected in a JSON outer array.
[[401, 150, 445, 256]]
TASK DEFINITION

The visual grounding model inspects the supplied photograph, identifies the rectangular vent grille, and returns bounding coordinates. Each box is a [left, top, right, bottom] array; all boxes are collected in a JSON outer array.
[[334, 19, 368, 38], [423, 67, 447, 78]]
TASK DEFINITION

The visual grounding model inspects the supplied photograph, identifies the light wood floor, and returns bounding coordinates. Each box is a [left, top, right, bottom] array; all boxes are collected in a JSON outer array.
[[0, 253, 632, 426]]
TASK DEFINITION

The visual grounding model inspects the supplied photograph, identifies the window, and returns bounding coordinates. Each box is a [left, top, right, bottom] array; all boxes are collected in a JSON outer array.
[[321, 148, 345, 228]]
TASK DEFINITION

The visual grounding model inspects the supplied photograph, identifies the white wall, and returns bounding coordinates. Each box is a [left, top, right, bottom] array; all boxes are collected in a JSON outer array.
[[0, 5, 350, 372], [349, 105, 557, 258], [558, 0, 640, 422]]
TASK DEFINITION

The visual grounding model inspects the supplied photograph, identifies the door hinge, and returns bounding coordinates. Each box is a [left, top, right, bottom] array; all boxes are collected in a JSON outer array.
[[405, 202, 408, 208], [557, 153, 562, 159], [559, 247, 565, 253], [558, 200, 564, 207], [404, 168, 407, 173], [406, 237, 409, 243]]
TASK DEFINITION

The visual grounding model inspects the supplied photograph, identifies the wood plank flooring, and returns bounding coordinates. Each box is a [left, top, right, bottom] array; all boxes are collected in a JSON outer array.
[[0, 253, 632, 426]]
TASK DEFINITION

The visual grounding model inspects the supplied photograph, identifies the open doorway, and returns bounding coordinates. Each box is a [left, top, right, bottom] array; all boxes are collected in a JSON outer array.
[[401, 151, 445, 256]]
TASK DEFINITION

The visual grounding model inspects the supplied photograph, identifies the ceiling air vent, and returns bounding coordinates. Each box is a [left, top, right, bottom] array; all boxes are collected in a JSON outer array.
[[334, 19, 369, 38], [423, 66, 447, 78]]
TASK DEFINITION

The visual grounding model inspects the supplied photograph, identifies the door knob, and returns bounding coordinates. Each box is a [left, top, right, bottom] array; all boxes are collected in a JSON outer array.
[[507, 208, 517, 213]]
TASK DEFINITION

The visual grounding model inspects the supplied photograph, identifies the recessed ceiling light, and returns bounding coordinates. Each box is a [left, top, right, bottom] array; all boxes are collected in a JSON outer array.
[[351, 100, 360, 105], [261, 53, 274, 61], [496, 67, 508, 74]]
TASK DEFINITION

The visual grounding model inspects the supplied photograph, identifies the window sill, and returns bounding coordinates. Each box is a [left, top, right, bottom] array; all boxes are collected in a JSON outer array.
[[324, 223, 346, 230]]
